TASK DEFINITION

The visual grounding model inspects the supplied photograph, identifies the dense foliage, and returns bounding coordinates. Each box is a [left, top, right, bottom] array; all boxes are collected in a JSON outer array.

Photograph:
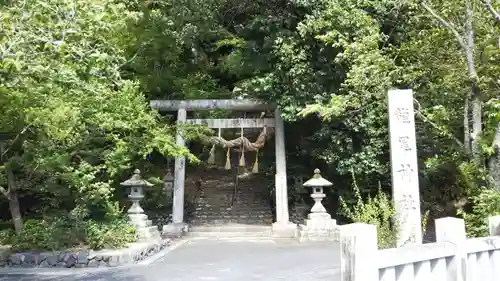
[[1, 0, 500, 250], [0, 0, 197, 249]]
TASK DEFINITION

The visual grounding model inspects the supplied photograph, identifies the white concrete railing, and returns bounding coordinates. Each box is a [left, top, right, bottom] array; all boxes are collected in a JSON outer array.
[[340, 216, 500, 281]]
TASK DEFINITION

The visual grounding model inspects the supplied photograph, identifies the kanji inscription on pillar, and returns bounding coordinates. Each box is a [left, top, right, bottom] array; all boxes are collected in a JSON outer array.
[[388, 89, 423, 247]]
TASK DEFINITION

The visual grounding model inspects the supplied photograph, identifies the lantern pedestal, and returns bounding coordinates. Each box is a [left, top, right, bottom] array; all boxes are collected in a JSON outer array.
[[298, 214, 339, 242], [128, 195, 161, 241], [129, 216, 161, 241]]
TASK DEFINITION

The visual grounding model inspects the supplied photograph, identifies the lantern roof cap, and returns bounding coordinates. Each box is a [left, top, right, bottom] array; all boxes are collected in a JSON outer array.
[[303, 169, 333, 187], [121, 169, 153, 187], [163, 168, 174, 181]]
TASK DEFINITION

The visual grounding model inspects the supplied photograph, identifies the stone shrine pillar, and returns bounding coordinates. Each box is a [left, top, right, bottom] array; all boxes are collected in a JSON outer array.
[[163, 108, 188, 236], [387, 89, 422, 246], [272, 108, 298, 237]]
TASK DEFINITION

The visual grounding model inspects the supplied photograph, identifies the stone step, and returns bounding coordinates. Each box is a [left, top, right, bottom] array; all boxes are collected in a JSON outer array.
[[197, 195, 270, 200], [200, 195, 270, 199], [197, 200, 270, 204], [190, 224, 272, 232], [188, 237, 276, 242], [194, 204, 271, 209], [194, 206, 272, 211], [202, 186, 268, 189], [189, 218, 273, 224], [191, 215, 273, 220], [192, 213, 272, 218], [199, 198, 269, 201], [189, 215, 274, 221], [198, 186, 268, 190], [197, 199, 270, 203], [188, 231, 274, 238], [193, 209, 272, 216], [191, 213, 273, 217], [191, 216, 273, 222], [199, 187, 269, 191], [195, 206, 271, 211], [196, 201, 271, 205], [199, 185, 268, 189]]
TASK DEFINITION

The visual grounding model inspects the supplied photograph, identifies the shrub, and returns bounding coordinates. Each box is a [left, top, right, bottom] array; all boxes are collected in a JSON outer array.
[[340, 179, 398, 249], [458, 188, 500, 237], [84, 219, 137, 250], [10, 220, 54, 251], [340, 171, 434, 248], [9, 217, 137, 252], [0, 229, 15, 245]]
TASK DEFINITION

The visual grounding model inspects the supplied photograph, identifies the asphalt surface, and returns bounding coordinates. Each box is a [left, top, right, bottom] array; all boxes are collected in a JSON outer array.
[[0, 239, 341, 281]]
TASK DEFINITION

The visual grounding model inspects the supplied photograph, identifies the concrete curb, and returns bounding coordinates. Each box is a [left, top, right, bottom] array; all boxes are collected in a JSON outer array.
[[0, 239, 170, 268], [0, 239, 189, 275], [136, 238, 189, 265], [0, 267, 111, 276]]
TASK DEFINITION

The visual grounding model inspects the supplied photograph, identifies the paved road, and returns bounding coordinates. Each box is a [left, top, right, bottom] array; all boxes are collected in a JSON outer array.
[[0, 239, 341, 281]]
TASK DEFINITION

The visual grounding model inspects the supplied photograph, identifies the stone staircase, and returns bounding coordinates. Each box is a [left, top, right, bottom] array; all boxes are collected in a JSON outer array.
[[187, 168, 274, 238]]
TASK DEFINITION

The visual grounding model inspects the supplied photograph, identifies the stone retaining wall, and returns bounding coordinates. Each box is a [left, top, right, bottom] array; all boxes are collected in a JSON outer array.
[[0, 238, 171, 268]]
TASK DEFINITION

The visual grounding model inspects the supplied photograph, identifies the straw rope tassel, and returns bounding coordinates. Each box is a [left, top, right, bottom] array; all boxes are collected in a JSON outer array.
[[225, 147, 231, 170], [239, 127, 246, 167], [207, 145, 216, 165], [252, 149, 259, 173], [207, 128, 221, 165]]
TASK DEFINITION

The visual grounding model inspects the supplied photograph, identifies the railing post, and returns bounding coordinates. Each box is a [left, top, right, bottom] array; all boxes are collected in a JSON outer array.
[[488, 215, 500, 235], [435, 217, 466, 281], [340, 223, 378, 281], [489, 215, 500, 280]]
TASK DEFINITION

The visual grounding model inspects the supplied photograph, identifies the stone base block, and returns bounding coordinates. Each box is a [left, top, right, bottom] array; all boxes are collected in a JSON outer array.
[[128, 214, 151, 228], [137, 226, 161, 241], [272, 222, 298, 238], [298, 216, 339, 242], [162, 223, 188, 238]]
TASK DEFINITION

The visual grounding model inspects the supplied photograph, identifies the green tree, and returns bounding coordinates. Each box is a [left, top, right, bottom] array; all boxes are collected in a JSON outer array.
[[0, 0, 196, 233]]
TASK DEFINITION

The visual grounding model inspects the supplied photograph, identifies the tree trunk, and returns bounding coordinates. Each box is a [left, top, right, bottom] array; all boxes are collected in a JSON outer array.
[[470, 82, 482, 162], [464, 94, 471, 153], [488, 123, 500, 190], [8, 193, 23, 234], [464, 0, 482, 164], [6, 164, 23, 234]]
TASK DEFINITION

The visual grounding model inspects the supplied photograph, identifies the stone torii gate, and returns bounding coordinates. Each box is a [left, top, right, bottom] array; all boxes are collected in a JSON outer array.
[[150, 99, 297, 237]]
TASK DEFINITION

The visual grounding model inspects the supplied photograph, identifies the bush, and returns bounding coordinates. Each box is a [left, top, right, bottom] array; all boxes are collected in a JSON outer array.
[[10, 220, 54, 251], [84, 219, 137, 250], [340, 179, 398, 249], [340, 174, 432, 248], [9, 217, 138, 252], [0, 229, 15, 245], [458, 188, 500, 237]]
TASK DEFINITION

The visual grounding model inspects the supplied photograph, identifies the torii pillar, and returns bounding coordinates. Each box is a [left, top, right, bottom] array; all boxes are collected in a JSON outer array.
[[272, 108, 298, 237], [161, 107, 188, 236]]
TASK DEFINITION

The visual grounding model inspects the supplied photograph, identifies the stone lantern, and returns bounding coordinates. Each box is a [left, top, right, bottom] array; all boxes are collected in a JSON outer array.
[[298, 168, 339, 242], [303, 168, 332, 216], [121, 169, 160, 240], [163, 168, 174, 193]]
